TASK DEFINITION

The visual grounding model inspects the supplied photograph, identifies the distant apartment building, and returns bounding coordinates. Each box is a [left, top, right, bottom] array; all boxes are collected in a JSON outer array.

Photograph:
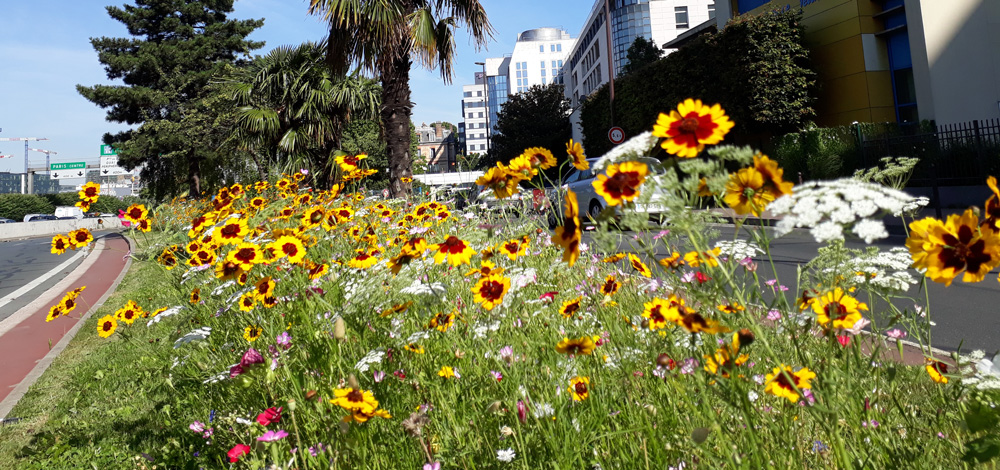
[[563, 0, 717, 143], [460, 28, 577, 156], [415, 122, 458, 173]]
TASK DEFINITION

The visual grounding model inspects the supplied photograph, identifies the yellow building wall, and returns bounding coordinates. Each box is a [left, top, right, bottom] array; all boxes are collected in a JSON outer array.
[[732, 0, 896, 125]]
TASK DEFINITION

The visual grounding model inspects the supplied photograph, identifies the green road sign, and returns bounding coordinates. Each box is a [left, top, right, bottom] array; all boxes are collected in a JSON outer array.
[[50, 162, 86, 171], [100, 144, 118, 156]]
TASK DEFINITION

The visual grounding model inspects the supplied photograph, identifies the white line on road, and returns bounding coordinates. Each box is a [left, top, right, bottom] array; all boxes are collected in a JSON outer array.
[[0, 249, 86, 311]]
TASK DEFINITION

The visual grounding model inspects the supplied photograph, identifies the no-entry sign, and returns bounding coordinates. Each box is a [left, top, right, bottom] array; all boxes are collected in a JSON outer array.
[[608, 127, 625, 144]]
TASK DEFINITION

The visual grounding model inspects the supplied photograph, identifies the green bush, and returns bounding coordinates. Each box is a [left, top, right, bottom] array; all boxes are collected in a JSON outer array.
[[41, 192, 79, 208], [772, 125, 858, 181], [0, 194, 55, 221]]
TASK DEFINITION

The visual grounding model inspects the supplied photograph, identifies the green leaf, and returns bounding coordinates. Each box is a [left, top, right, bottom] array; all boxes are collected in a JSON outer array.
[[965, 402, 1000, 433], [963, 437, 1000, 463]]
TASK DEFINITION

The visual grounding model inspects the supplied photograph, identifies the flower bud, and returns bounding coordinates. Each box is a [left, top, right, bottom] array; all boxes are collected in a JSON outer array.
[[348, 374, 360, 390], [333, 317, 346, 340]]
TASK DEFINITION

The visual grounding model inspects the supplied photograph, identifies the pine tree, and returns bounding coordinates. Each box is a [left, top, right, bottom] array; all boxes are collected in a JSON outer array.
[[78, 0, 263, 198]]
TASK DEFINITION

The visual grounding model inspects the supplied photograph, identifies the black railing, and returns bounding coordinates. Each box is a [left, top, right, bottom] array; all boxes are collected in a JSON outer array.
[[859, 118, 1000, 186]]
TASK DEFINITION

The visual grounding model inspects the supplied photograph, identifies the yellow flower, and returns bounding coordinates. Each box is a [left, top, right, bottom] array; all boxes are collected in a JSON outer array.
[[437, 366, 457, 379], [238, 293, 257, 312], [658, 251, 684, 270], [556, 336, 596, 356], [190, 288, 201, 304], [553, 190, 582, 266], [559, 297, 583, 319], [724, 154, 793, 216], [243, 324, 263, 342], [212, 218, 249, 246], [521, 147, 557, 170], [330, 387, 379, 414], [764, 365, 816, 403], [268, 235, 307, 264], [401, 176, 413, 183], [566, 139, 588, 170], [703, 343, 749, 378], [652, 99, 735, 158], [96, 314, 117, 338], [381, 302, 413, 317], [115, 300, 143, 325], [78, 182, 101, 202], [810, 288, 868, 329], [476, 166, 521, 199], [225, 242, 263, 271], [123, 204, 148, 223], [925, 359, 949, 384], [68, 228, 94, 249], [498, 238, 528, 261], [472, 273, 510, 311], [46, 305, 64, 322], [465, 259, 503, 278], [641, 297, 677, 331], [599, 275, 619, 296], [627, 254, 652, 278], [427, 311, 456, 332], [568, 376, 590, 401], [984, 176, 1000, 230], [432, 236, 476, 266], [404, 343, 425, 354], [602, 253, 626, 263], [676, 310, 729, 334], [906, 210, 1000, 286], [342, 408, 392, 423], [51, 234, 71, 255], [717, 302, 745, 314], [683, 248, 720, 268], [335, 153, 367, 172], [348, 252, 379, 270], [300, 206, 326, 229], [593, 161, 647, 206]]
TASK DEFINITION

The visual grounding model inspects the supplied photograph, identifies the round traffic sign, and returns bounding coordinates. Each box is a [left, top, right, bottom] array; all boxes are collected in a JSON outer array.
[[608, 127, 625, 144]]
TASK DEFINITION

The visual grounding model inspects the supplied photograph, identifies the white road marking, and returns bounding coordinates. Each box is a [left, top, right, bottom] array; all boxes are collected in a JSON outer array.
[[0, 249, 86, 311]]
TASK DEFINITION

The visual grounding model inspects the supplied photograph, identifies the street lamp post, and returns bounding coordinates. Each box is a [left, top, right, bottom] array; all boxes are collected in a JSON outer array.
[[474, 61, 490, 154]]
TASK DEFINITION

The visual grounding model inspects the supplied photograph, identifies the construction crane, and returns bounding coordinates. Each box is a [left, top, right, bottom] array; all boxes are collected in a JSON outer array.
[[27, 147, 57, 175], [0, 137, 49, 175], [0, 155, 12, 159]]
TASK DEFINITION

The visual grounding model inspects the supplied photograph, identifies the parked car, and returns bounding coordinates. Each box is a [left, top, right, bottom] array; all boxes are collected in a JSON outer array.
[[552, 156, 672, 225], [24, 214, 58, 222], [0, 218, 15, 224]]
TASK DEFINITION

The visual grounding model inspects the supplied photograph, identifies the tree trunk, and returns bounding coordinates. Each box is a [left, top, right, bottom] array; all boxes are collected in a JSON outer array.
[[188, 151, 202, 196], [381, 53, 414, 198]]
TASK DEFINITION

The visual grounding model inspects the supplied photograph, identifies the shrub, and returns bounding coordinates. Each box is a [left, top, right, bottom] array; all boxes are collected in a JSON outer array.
[[0, 194, 55, 221]]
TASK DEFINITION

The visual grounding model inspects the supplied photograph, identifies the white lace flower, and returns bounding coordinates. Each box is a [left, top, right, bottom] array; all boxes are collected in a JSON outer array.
[[174, 327, 211, 348], [399, 279, 447, 296], [147, 306, 183, 326], [853, 218, 888, 244], [496, 448, 516, 463], [354, 348, 386, 372], [714, 240, 763, 260]]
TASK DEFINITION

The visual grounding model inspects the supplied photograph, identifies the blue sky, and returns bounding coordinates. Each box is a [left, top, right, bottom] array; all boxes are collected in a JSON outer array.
[[0, 0, 590, 176]]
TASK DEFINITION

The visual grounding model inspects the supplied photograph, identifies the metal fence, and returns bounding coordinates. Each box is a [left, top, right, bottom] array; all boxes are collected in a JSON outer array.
[[859, 119, 1000, 186]]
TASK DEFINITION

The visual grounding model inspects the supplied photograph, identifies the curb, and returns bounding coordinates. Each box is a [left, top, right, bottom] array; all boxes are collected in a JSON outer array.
[[0, 234, 133, 420]]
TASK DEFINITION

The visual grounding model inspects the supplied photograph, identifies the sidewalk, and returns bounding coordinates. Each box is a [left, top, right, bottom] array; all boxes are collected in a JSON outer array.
[[0, 233, 131, 413]]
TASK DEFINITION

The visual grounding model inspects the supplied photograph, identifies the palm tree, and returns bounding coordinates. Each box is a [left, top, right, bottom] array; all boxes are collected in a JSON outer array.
[[225, 41, 381, 188], [308, 0, 493, 197]]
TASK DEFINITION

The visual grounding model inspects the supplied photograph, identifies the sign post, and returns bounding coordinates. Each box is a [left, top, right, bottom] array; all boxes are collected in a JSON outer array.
[[608, 127, 625, 145]]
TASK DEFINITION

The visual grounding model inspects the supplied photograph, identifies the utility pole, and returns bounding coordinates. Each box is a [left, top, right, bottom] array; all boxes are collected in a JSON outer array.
[[0, 137, 49, 194]]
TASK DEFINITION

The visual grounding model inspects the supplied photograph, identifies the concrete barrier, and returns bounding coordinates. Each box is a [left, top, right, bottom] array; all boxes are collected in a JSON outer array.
[[0, 218, 125, 241]]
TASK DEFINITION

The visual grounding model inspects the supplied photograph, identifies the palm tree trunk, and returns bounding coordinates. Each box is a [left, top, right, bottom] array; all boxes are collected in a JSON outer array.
[[188, 151, 202, 196], [381, 53, 413, 198]]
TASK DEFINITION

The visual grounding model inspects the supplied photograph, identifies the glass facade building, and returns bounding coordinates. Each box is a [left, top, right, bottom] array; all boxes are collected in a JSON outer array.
[[486, 75, 508, 133], [610, 0, 653, 75]]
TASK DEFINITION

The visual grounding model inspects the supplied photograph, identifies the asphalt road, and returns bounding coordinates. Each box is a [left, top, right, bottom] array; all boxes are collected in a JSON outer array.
[[586, 224, 1000, 355]]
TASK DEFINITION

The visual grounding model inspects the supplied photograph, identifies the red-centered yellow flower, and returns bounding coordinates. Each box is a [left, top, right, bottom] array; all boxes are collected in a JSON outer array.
[[697, 177, 715, 197], [472, 273, 510, 310], [427, 311, 456, 332], [724, 154, 793, 216], [348, 252, 379, 270], [627, 254, 652, 278], [136, 218, 152, 233], [307, 261, 329, 280], [600, 275, 619, 296], [96, 314, 117, 338], [58, 293, 79, 314], [335, 153, 367, 172], [46, 305, 64, 322], [190, 288, 201, 304], [123, 204, 148, 223], [476, 166, 521, 199], [300, 206, 326, 229], [432, 236, 476, 266], [764, 365, 816, 403], [51, 234, 71, 255], [556, 336, 596, 356], [684, 248, 720, 268], [753, 153, 794, 200], [226, 242, 263, 271], [75, 199, 91, 211], [213, 218, 249, 246], [115, 300, 143, 325], [602, 253, 626, 263], [157, 249, 178, 270], [238, 292, 257, 312], [593, 161, 647, 206], [926, 359, 949, 384], [243, 324, 262, 342], [188, 213, 216, 239], [553, 190, 582, 266], [703, 344, 749, 378], [253, 276, 275, 300], [465, 259, 503, 278], [404, 343, 425, 354], [188, 248, 216, 267], [499, 238, 528, 261], [269, 235, 307, 264], [717, 302, 745, 314], [568, 376, 590, 401], [78, 182, 101, 202], [659, 251, 684, 270], [401, 176, 413, 183], [68, 228, 94, 249], [906, 210, 1000, 286], [331, 387, 379, 414], [261, 295, 278, 308], [810, 287, 868, 329], [677, 309, 729, 334], [652, 98, 735, 158], [642, 298, 675, 330], [566, 139, 589, 170], [343, 407, 393, 424], [214, 260, 245, 281], [559, 296, 583, 318], [984, 176, 1000, 230], [381, 301, 413, 317], [521, 146, 557, 170]]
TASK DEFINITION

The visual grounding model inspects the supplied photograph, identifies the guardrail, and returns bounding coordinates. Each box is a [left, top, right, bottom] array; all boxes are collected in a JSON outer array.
[[0, 218, 125, 241]]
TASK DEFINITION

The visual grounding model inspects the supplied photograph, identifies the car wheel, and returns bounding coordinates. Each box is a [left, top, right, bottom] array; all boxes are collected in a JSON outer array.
[[588, 200, 602, 223]]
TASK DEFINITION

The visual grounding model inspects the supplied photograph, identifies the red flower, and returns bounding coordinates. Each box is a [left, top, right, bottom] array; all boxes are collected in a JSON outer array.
[[256, 407, 282, 426], [539, 291, 558, 303], [837, 335, 851, 347], [228, 444, 251, 462], [695, 272, 711, 284]]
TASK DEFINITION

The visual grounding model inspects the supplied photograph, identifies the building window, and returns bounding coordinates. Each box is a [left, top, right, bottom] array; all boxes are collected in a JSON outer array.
[[477, 91, 482, 96], [542, 77, 547, 85], [463, 91, 472, 97], [557, 44, 562, 52], [516, 62, 521, 70], [478, 112, 484, 118], [541, 69, 546, 76], [708, 2, 716, 20], [539, 45, 544, 52], [675, 6, 689, 29], [551, 60, 557, 68], [558, 60, 563, 68], [522, 61, 527, 70]]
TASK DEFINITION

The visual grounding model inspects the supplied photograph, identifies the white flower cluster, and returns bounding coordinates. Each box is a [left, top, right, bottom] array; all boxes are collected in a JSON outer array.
[[847, 247, 917, 292], [960, 350, 1000, 390], [354, 348, 385, 373], [592, 131, 658, 170], [147, 306, 183, 326], [714, 239, 764, 260], [399, 279, 447, 296], [769, 178, 928, 243], [174, 326, 211, 348]]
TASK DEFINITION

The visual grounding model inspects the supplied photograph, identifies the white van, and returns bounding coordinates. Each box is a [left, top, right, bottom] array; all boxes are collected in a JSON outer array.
[[54, 206, 85, 220]]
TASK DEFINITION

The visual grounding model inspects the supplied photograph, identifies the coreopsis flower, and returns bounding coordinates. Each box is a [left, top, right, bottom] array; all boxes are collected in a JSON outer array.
[[764, 365, 817, 403], [238, 293, 257, 312], [676, 309, 729, 334], [96, 314, 117, 338], [427, 311, 456, 332], [68, 228, 94, 249], [135, 218, 152, 232], [465, 260, 503, 278], [553, 190, 582, 266], [188, 213, 216, 239], [521, 147, 557, 170], [226, 242, 263, 271], [75, 199, 91, 211], [46, 305, 64, 322], [627, 254, 652, 278], [809, 288, 868, 329], [568, 376, 590, 401], [472, 273, 510, 310], [212, 218, 249, 246], [717, 302, 745, 314], [652, 99, 735, 158], [244, 325, 263, 342], [190, 288, 201, 304], [703, 343, 749, 378], [906, 210, 1000, 286], [476, 166, 521, 199], [926, 359, 949, 384], [498, 238, 528, 261], [335, 153, 367, 172], [307, 261, 330, 280], [157, 249, 178, 270], [344, 407, 392, 423], [123, 203, 148, 223], [268, 235, 307, 264], [437, 366, 458, 379], [603, 253, 626, 263], [556, 336, 596, 356], [348, 251, 379, 270], [300, 206, 326, 229], [984, 176, 1000, 230], [249, 197, 267, 212], [115, 300, 143, 325], [78, 182, 101, 202], [642, 298, 675, 330], [724, 154, 794, 216], [593, 161, 647, 206], [187, 248, 216, 267], [566, 139, 589, 170], [404, 343, 425, 354], [658, 251, 684, 270], [381, 301, 412, 317], [59, 292, 79, 314], [51, 234, 71, 255], [600, 275, 619, 296], [683, 248, 720, 268], [432, 236, 476, 266], [401, 176, 413, 183], [559, 297, 583, 318]]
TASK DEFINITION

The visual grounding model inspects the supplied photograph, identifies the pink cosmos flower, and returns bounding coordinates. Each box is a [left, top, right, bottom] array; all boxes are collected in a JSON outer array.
[[886, 329, 907, 340], [374, 370, 385, 383], [766, 310, 782, 322], [257, 430, 289, 442], [491, 370, 503, 382], [516, 400, 527, 424], [228, 444, 251, 462], [424, 462, 442, 470]]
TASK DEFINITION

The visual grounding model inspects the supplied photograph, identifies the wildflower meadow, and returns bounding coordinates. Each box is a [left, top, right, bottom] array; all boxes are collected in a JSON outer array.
[[13, 99, 1000, 469]]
